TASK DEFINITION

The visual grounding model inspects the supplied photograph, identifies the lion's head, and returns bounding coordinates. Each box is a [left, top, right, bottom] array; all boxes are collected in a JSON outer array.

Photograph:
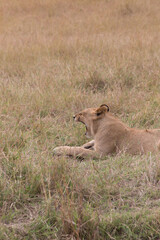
[[73, 104, 109, 138]]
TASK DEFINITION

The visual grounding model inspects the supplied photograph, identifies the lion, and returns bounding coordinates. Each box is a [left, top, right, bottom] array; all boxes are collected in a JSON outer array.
[[53, 104, 160, 158]]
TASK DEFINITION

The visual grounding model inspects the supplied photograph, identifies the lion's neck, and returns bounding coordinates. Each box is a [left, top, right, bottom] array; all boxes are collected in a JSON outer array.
[[92, 114, 128, 138]]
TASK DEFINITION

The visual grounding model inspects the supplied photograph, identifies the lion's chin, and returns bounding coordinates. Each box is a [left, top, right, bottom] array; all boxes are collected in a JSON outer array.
[[84, 124, 88, 137], [85, 132, 91, 139], [79, 121, 91, 138], [85, 127, 92, 138]]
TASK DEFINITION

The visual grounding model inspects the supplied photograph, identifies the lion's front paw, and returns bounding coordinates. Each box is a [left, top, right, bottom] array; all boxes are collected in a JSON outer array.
[[53, 147, 65, 156]]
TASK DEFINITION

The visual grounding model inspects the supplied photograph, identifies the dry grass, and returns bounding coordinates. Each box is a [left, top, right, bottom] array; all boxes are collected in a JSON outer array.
[[0, 0, 160, 239]]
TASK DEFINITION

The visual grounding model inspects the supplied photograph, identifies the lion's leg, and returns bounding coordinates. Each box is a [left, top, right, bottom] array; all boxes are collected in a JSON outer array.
[[53, 146, 100, 158], [82, 140, 95, 149]]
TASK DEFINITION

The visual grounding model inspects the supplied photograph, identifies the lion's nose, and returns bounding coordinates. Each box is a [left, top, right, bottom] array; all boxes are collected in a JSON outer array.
[[73, 115, 76, 120]]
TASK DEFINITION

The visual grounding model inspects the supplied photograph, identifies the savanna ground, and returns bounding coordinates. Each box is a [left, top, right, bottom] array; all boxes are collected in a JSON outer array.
[[0, 0, 160, 239]]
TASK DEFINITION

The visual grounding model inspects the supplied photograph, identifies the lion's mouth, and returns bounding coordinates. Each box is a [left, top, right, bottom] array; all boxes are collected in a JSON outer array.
[[73, 117, 89, 136], [79, 121, 88, 135], [84, 124, 88, 136]]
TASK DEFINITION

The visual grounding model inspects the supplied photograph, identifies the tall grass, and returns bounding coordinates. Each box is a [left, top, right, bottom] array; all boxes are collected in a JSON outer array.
[[0, 0, 160, 239]]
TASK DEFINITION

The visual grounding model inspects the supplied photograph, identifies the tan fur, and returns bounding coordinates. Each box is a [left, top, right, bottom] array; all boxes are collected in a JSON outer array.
[[53, 105, 160, 158]]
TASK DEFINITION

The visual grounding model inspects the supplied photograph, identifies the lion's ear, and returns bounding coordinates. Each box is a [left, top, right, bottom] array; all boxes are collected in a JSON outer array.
[[96, 104, 109, 116], [100, 104, 109, 112]]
